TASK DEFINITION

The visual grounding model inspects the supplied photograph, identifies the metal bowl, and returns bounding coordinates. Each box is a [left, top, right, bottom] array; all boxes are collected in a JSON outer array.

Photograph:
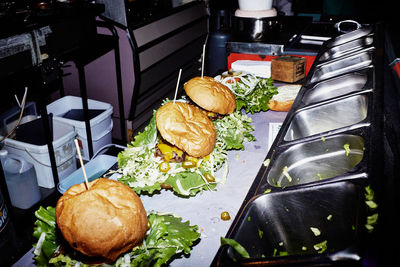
[[232, 15, 282, 42]]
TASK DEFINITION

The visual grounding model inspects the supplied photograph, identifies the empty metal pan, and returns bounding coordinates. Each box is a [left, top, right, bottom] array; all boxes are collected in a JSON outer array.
[[301, 68, 372, 106], [284, 93, 369, 141], [317, 34, 374, 63], [324, 26, 373, 48], [308, 47, 375, 84]]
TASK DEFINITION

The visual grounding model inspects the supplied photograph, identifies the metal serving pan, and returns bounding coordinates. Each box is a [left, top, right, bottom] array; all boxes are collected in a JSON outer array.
[[264, 133, 367, 189], [324, 26, 373, 49], [282, 92, 372, 142], [300, 67, 373, 107], [307, 46, 375, 84], [316, 34, 374, 64], [214, 181, 365, 266]]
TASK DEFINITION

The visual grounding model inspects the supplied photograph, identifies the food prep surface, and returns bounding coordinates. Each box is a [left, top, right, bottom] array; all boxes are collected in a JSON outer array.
[[13, 109, 287, 267], [140, 110, 287, 266]]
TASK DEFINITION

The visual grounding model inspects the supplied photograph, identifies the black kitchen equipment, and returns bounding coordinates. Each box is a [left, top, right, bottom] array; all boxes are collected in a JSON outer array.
[[206, 9, 232, 76], [206, 29, 232, 76], [209, 9, 232, 32]]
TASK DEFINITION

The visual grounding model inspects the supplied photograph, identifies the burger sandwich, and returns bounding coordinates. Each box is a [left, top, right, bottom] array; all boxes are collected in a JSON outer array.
[[116, 76, 257, 197], [155, 101, 216, 158], [152, 76, 236, 165], [55, 178, 149, 263], [32, 178, 200, 266], [184, 76, 237, 119]]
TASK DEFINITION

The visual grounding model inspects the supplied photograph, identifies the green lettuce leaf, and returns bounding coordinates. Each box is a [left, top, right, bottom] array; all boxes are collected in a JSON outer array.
[[121, 213, 200, 267], [32, 206, 58, 266], [131, 111, 158, 148], [217, 75, 277, 114], [164, 170, 217, 197], [118, 112, 158, 169], [214, 111, 256, 150], [220, 237, 250, 259], [32, 207, 200, 267]]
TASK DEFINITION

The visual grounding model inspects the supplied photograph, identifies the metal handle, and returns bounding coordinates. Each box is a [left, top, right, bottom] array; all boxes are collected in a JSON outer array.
[[334, 20, 361, 33]]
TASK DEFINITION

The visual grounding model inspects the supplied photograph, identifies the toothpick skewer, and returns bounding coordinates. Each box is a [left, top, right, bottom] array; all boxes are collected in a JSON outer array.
[[74, 139, 90, 190], [173, 68, 182, 103], [201, 44, 206, 78]]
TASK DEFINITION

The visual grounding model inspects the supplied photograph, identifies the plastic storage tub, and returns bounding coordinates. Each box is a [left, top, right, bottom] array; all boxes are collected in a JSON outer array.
[[1, 119, 77, 188], [46, 96, 113, 161], [57, 154, 117, 194]]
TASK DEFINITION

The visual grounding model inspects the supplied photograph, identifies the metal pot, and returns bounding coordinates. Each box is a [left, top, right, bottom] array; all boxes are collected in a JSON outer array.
[[232, 15, 282, 42]]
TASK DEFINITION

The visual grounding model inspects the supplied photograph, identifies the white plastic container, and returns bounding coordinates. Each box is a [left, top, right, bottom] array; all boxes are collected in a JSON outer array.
[[1, 119, 77, 188], [1, 150, 41, 209], [238, 0, 273, 11], [46, 96, 113, 161], [77, 120, 113, 161], [57, 154, 117, 194]]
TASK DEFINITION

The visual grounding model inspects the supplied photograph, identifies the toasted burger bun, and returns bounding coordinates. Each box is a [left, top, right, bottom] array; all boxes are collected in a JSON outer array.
[[268, 84, 301, 112], [56, 178, 149, 263], [156, 102, 216, 157], [184, 76, 236, 115]]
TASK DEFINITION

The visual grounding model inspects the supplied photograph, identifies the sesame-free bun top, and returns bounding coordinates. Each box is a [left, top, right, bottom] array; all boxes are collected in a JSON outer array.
[[268, 84, 301, 112], [56, 178, 149, 263], [156, 102, 216, 157], [184, 76, 236, 114]]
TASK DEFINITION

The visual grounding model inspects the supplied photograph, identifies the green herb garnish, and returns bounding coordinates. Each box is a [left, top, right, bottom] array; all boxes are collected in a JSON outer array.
[[220, 237, 250, 259]]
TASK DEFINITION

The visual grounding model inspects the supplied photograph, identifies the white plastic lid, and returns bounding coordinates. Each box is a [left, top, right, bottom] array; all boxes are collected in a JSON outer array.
[[0, 149, 8, 157]]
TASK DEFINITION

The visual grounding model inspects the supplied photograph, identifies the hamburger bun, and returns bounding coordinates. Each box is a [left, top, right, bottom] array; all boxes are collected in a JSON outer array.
[[156, 102, 216, 157], [268, 84, 301, 112], [56, 178, 148, 263], [184, 76, 236, 114]]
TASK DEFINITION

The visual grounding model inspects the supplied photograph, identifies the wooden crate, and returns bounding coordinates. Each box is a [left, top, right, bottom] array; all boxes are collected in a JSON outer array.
[[271, 56, 306, 83]]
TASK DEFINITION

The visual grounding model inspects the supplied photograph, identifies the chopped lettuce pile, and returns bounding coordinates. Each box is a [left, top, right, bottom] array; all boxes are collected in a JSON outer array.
[[32, 206, 200, 267], [214, 73, 278, 114], [117, 107, 255, 197]]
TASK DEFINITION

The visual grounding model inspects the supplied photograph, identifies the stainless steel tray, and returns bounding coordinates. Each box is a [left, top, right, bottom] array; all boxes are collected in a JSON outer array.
[[300, 67, 373, 107], [212, 24, 383, 266], [324, 26, 373, 49], [307, 47, 375, 84], [317, 34, 374, 64]]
